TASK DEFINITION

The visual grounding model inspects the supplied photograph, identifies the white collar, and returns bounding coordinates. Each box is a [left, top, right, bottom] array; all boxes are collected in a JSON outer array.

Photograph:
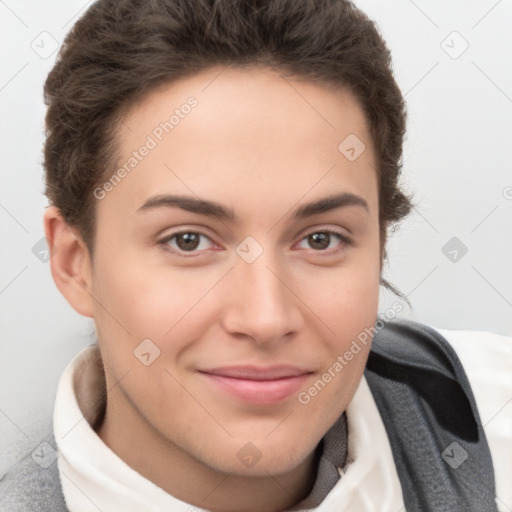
[[54, 345, 404, 512]]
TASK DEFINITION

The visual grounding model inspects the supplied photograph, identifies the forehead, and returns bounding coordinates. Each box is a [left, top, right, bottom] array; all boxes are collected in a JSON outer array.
[[98, 66, 377, 223], [119, 65, 372, 151]]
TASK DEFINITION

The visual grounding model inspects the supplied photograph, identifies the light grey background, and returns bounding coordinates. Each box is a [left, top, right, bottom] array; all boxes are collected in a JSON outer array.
[[1, 0, 511, 479]]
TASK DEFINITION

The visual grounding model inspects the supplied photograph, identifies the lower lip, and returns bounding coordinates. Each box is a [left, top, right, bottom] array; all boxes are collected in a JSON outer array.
[[200, 373, 311, 405]]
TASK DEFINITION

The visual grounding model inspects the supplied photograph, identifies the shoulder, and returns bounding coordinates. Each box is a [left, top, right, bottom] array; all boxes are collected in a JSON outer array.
[[370, 319, 511, 512], [371, 318, 511, 386], [369, 318, 511, 435], [0, 428, 68, 512], [427, 324, 512, 387], [425, 324, 512, 442], [428, 324, 512, 512]]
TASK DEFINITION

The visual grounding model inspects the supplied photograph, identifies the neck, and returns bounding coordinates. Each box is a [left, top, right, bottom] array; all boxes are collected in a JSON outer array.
[[96, 394, 320, 512]]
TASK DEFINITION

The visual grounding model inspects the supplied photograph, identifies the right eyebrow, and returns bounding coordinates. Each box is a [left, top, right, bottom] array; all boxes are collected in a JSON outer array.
[[136, 194, 236, 221], [135, 191, 369, 222]]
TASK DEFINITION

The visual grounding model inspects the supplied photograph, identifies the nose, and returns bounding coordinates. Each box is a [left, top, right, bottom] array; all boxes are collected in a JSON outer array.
[[220, 250, 304, 346]]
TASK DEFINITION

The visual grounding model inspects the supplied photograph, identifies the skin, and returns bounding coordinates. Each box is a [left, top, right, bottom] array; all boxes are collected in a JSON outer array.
[[44, 65, 382, 512]]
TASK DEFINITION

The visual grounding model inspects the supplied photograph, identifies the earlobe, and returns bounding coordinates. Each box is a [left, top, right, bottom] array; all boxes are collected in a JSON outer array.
[[43, 206, 94, 318]]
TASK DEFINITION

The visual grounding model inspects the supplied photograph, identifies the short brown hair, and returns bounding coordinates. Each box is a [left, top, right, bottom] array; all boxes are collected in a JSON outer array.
[[43, 0, 412, 293]]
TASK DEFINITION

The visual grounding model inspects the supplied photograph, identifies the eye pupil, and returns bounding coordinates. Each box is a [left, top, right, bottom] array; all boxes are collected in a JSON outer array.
[[165, 230, 344, 256], [309, 232, 330, 250], [177, 233, 200, 251]]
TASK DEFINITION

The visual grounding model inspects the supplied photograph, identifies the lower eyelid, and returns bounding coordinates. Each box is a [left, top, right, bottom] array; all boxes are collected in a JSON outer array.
[[296, 230, 352, 251], [159, 232, 216, 255], [159, 229, 351, 256]]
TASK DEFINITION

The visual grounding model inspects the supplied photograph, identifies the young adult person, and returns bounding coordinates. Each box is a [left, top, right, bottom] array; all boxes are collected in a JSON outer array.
[[2, 1, 510, 511]]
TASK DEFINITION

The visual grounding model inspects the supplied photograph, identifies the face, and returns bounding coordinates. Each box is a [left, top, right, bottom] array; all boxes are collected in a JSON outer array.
[[90, 65, 381, 478]]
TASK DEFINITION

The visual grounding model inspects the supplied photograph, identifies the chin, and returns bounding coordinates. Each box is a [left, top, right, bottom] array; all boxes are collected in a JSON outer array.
[[214, 439, 312, 478]]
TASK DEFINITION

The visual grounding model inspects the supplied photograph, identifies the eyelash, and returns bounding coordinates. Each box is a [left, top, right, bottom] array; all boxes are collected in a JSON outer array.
[[157, 228, 353, 258]]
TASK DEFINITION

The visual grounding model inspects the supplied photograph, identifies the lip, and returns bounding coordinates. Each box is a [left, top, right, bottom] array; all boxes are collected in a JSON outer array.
[[198, 366, 313, 405]]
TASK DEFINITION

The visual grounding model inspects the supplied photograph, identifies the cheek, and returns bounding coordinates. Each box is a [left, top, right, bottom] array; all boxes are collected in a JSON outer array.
[[300, 247, 380, 396], [88, 246, 162, 364], [322, 281, 378, 384], [90, 246, 216, 361], [305, 251, 380, 344], [303, 274, 378, 426]]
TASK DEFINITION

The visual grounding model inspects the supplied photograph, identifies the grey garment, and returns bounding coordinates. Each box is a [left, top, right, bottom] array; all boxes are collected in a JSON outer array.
[[0, 319, 499, 511], [291, 411, 348, 510], [365, 319, 499, 512], [0, 430, 68, 512], [0, 412, 347, 512]]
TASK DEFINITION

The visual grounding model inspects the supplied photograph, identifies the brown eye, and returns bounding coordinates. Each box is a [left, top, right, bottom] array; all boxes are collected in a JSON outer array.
[[175, 232, 200, 251], [307, 232, 331, 250], [297, 230, 352, 253], [159, 231, 215, 256]]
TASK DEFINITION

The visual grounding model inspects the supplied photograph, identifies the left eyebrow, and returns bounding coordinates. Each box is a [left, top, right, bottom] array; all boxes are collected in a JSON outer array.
[[292, 192, 369, 220], [135, 192, 369, 221]]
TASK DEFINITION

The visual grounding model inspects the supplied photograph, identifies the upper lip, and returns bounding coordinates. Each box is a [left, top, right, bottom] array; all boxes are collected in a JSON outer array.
[[198, 365, 313, 380]]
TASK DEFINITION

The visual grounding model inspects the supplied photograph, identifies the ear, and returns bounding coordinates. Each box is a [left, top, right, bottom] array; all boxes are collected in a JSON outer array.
[[43, 206, 94, 318]]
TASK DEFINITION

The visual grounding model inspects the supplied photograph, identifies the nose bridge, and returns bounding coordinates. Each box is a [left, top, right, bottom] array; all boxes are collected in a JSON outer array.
[[222, 241, 302, 342]]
